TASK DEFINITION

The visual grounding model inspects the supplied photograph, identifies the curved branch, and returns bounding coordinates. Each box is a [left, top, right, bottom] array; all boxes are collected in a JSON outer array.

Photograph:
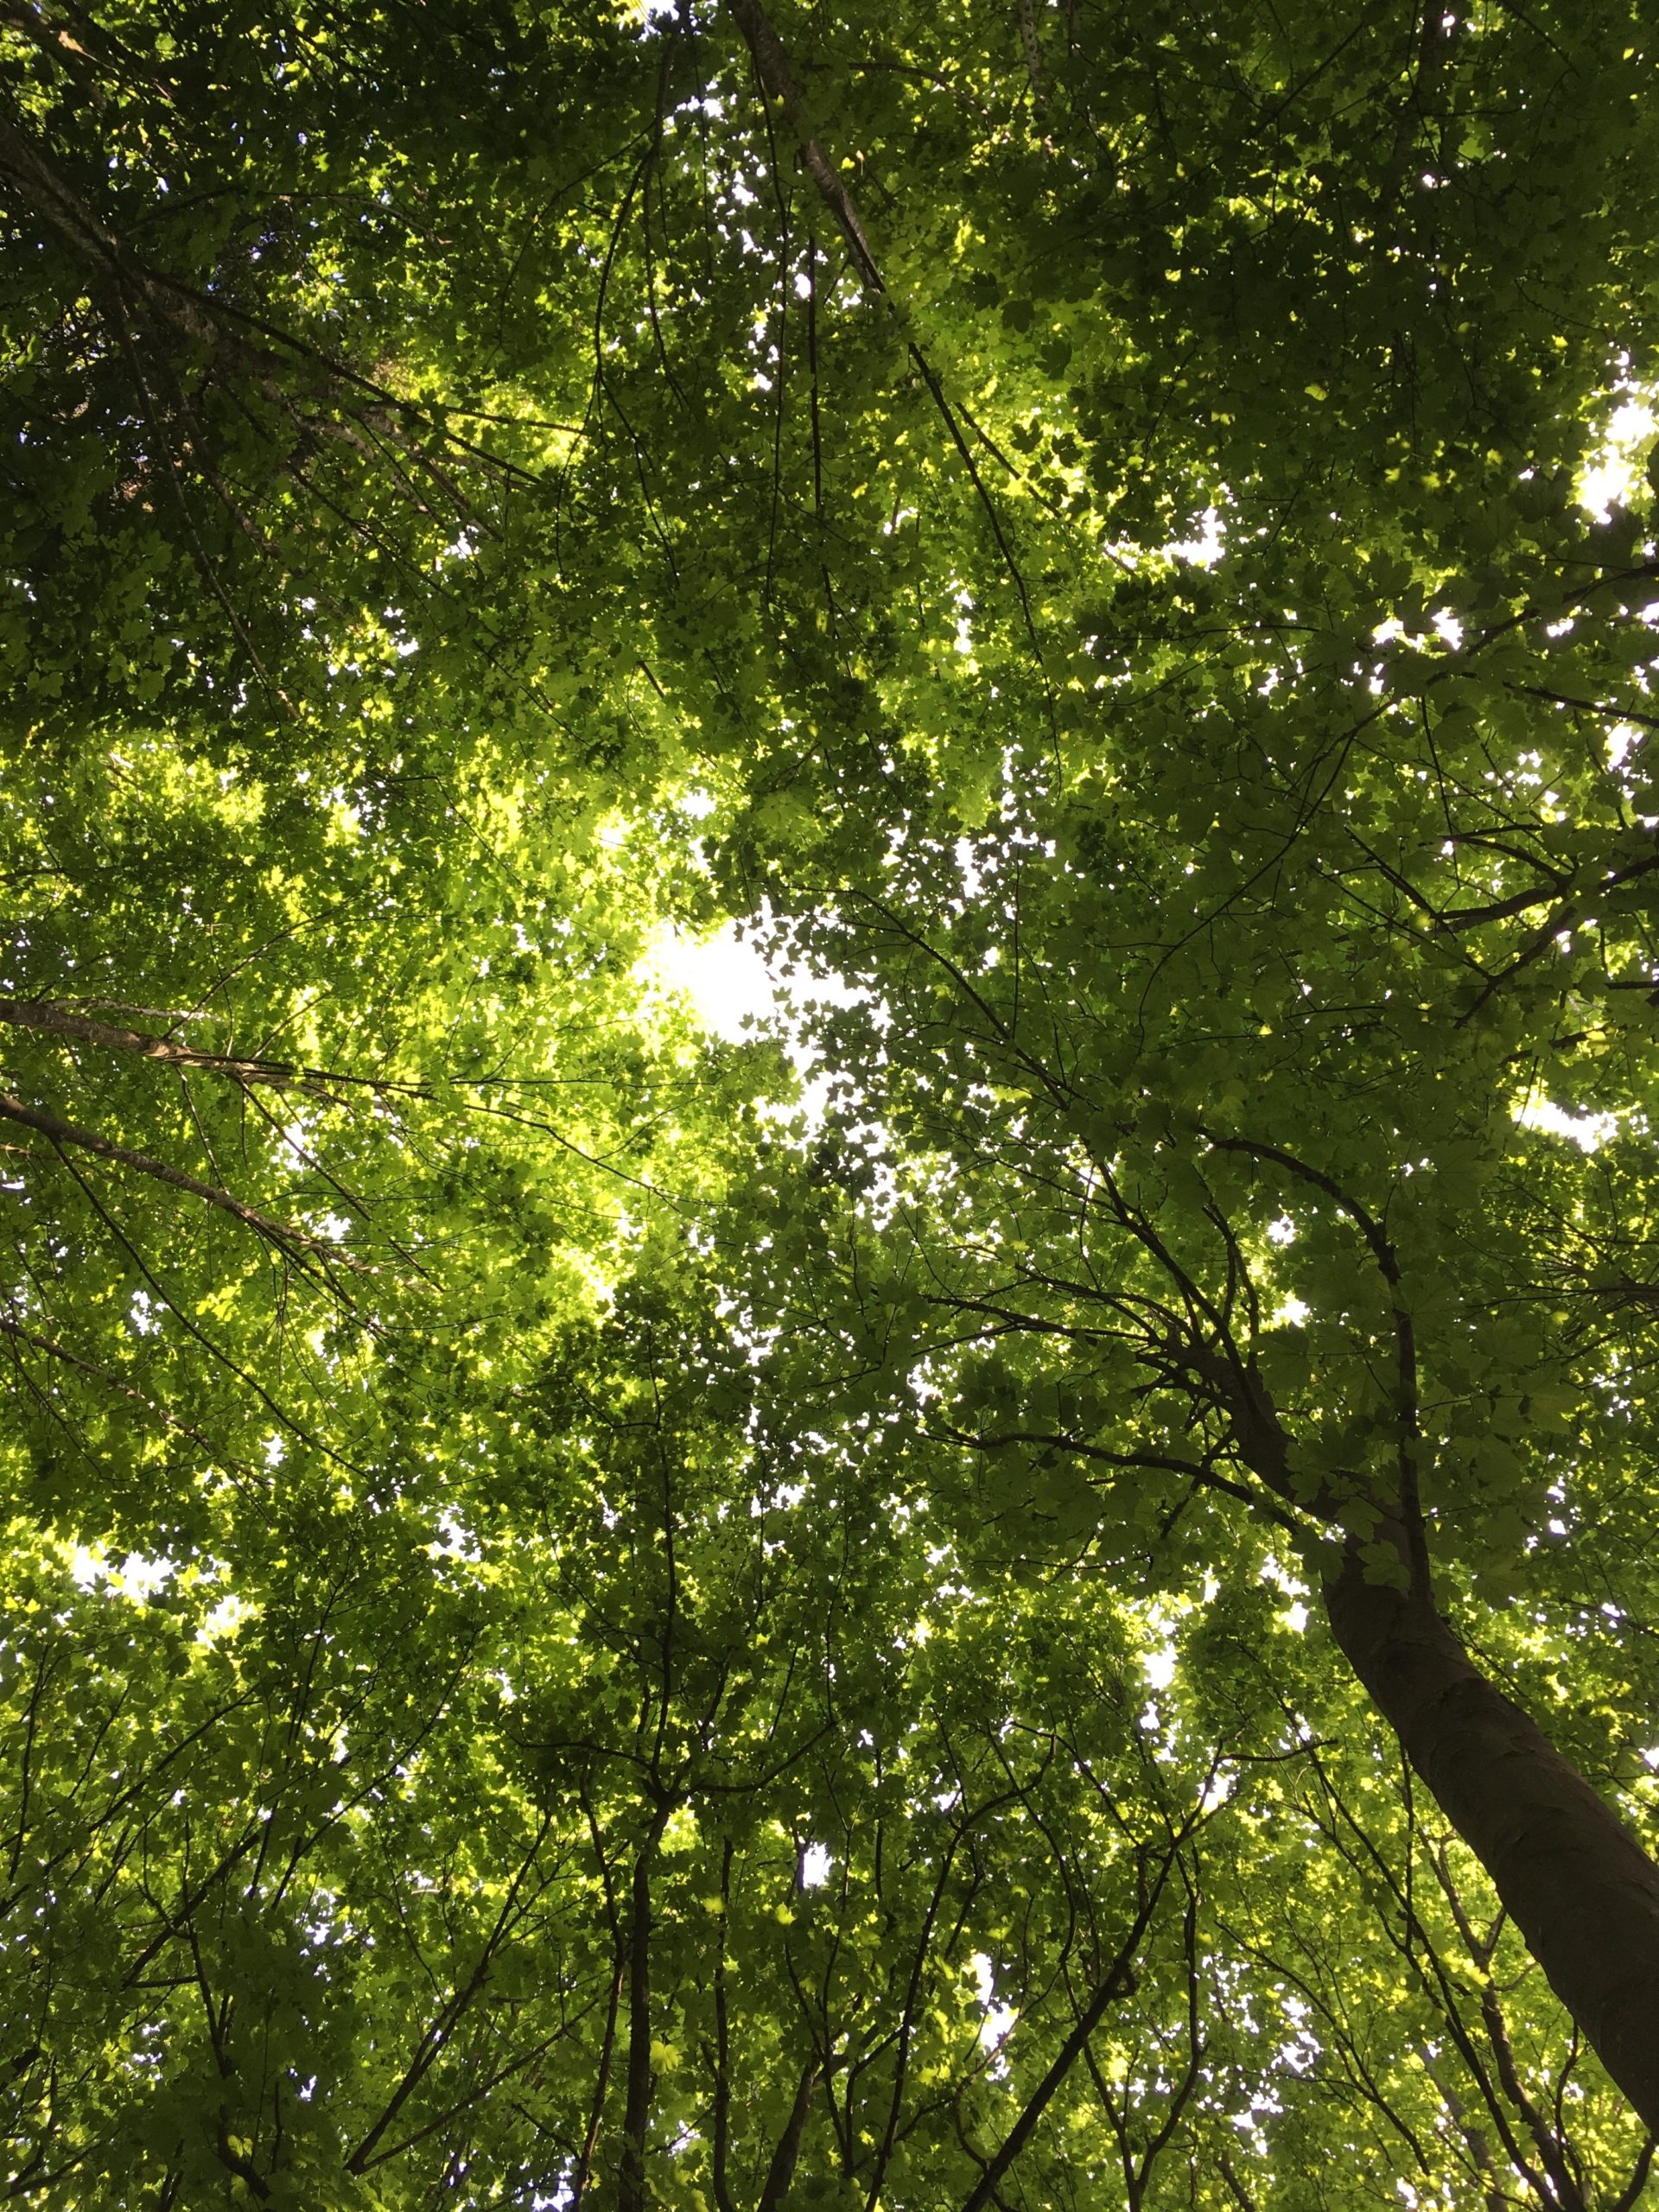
[[0, 1090, 374, 1273]]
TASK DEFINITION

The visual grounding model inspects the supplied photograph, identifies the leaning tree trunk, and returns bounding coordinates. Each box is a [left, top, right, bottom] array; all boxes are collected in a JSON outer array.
[[1322, 1546, 1659, 2129]]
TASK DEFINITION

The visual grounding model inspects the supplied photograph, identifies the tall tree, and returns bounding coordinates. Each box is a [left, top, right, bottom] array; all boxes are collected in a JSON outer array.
[[698, 0, 1659, 2131]]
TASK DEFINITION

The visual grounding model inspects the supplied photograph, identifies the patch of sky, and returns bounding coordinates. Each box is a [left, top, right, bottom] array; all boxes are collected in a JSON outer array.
[[643, 920, 778, 1041], [1143, 1641, 1178, 1691], [70, 1546, 176, 1601], [970, 1953, 1018, 2061], [430, 1509, 482, 1563], [1578, 382, 1656, 522], [1261, 1554, 1310, 1634], [1164, 505, 1226, 566], [196, 1591, 251, 1645], [1514, 1095, 1620, 1152], [1201, 1767, 1236, 1812], [639, 911, 895, 1212]]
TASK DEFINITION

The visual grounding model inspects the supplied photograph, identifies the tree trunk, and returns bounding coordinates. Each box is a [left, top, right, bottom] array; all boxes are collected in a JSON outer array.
[[1322, 1547, 1659, 2129], [756, 2061, 819, 2212], [619, 1846, 652, 2212], [619, 1811, 670, 2212]]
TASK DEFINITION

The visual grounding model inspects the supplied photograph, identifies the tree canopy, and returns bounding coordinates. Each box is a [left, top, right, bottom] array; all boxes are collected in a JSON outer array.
[[4, 0, 1659, 2206]]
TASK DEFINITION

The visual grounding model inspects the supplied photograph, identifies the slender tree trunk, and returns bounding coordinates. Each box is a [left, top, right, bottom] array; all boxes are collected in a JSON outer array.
[[722, 0, 885, 295], [756, 2060, 818, 2212], [958, 1839, 1184, 2212], [711, 1842, 736, 2212], [1322, 1547, 1659, 2129], [619, 1813, 669, 2212]]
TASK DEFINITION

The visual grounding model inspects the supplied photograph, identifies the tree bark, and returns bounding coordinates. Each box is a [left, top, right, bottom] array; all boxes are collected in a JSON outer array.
[[721, 0, 885, 295], [1188, 1249, 1659, 2130], [0, 1090, 372, 1271], [1322, 1548, 1659, 2131], [618, 1811, 670, 2212], [0, 997, 314, 1089], [958, 1835, 1184, 2212], [756, 2060, 818, 2212]]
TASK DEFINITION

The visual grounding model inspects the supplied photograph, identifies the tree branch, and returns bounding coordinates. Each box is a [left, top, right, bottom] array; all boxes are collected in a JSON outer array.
[[0, 1090, 374, 1273]]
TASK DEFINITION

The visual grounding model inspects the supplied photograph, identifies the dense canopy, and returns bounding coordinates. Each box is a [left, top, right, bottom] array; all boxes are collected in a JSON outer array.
[[4, 0, 1659, 2206]]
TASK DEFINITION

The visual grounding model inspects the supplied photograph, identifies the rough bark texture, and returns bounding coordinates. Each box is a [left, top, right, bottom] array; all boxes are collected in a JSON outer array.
[[1323, 1549, 1659, 2130]]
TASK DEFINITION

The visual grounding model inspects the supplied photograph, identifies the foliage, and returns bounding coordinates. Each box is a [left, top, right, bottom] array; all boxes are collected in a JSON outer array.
[[3, 0, 1659, 2204]]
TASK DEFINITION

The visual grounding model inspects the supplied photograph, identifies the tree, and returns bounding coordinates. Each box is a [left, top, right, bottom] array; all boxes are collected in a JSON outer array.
[[4, 0, 1659, 2203], [702, 0, 1659, 2134]]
